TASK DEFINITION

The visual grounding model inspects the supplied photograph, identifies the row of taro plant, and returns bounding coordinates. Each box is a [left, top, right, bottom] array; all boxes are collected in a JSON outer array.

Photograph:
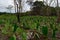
[[8, 21, 58, 40], [0, 16, 58, 40]]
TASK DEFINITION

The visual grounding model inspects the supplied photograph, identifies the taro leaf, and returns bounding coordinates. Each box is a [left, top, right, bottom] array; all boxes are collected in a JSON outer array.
[[42, 26, 48, 36], [52, 27, 58, 38], [9, 35, 16, 40], [50, 23, 53, 29], [36, 23, 40, 30], [55, 27, 58, 31], [13, 24, 18, 33], [52, 30, 56, 38], [23, 23, 30, 30], [22, 32, 27, 40], [0, 20, 3, 24]]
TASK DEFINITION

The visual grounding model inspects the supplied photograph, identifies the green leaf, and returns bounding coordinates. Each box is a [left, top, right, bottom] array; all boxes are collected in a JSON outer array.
[[42, 26, 48, 36], [36, 23, 40, 30], [52, 27, 58, 38], [13, 24, 18, 33], [52, 30, 56, 38], [50, 23, 53, 29], [21, 32, 27, 40], [9, 35, 16, 40], [0, 20, 3, 24]]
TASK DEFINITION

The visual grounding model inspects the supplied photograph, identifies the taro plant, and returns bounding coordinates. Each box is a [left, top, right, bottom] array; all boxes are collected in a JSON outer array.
[[9, 23, 18, 40], [22, 22, 30, 30], [0, 20, 4, 24], [36, 20, 40, 30], [52, 27, 58, 40], [21, 32, 27, 40], [50, 23, 54, 29], [9, 34, 16, 40], [42, 25, 48, 36], [13, 23, 18, 33], [52, 28, 57, 38], [50, 23, 58, 40], [41, 25, 48, 40], [52, 26, 58, 38]]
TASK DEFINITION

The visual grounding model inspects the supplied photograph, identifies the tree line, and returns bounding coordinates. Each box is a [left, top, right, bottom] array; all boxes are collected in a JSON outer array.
[[13, 0, 60, 23]]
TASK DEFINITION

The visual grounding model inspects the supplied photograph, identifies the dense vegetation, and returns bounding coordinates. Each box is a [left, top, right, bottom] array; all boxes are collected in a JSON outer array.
[[0, 0, 60, 40], [30, 1, 57, 16], [0, 14, 60, 40]]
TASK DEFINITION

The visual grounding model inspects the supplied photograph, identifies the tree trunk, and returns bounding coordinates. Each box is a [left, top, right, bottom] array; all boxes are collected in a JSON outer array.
[[15, 5, 16, 13], [14, 0, 16, 13], [16, 4, 20, 23], [46, 7, 49, 16], [56, 9, 60, 23], [56, 0, 60, 23]]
